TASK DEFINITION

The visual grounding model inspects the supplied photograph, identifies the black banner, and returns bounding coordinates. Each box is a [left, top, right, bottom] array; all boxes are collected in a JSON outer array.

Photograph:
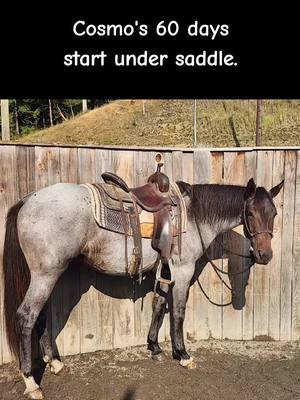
[[1, 7, 298, 98]]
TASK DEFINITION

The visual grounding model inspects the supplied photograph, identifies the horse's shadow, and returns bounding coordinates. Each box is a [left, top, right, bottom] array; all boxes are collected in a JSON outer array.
[[193, 230, 253, 310], [43, 230, 252, 372]]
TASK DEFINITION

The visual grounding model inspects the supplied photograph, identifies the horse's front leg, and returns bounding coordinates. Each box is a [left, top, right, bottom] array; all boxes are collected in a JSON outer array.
[[170, 262, 196, 369], [147, 282, 169, 360]]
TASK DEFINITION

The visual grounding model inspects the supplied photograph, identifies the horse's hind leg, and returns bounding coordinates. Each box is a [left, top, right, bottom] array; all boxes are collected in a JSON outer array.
[[17, 270, 64, 399], [36, 305, 65, 375], [147, 282, 169, 360]]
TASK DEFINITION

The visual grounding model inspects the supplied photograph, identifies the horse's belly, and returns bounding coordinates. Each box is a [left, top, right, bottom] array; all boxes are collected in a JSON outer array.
[[82, 230, 157, 275]]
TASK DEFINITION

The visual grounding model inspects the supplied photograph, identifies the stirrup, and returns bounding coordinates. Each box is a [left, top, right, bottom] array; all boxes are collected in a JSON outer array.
[[156, 259, 174, 285]]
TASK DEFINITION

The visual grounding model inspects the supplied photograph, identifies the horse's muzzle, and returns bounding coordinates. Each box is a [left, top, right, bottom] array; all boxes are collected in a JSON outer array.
[[253, 250, 273, 265]]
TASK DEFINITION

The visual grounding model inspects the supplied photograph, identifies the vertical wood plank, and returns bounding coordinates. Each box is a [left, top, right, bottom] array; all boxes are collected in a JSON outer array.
[[207, 152, 223, 339], [38, 148, 65, 355], [292, 150, 300, 340], [59, 147, 78, 183], [110, 150, 135, 348], [133, 150, 156, 346], [172, 151, 195, 339], [94, 149, 114, 350], [193, 150, 211, 339], [78, 148, 98, 353], [172, 151, 183, 181], [268, 151, 284, 340], [254, 150, 273, 339], [34, 146, 53, 352], [160, 152, 173, 342], [0, 146, 17, 363], [223, 152, 245, 340], [95, 148, 111, 183], [280, 151, 296, 340], [181, 152, 195, 340], [59, 147, 82, 356], [242, 151, 257, 340], [16, 146, 29, 198]]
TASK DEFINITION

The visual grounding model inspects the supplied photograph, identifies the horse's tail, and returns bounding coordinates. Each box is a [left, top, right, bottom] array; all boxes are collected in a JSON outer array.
[[3, 199, 30, 361]]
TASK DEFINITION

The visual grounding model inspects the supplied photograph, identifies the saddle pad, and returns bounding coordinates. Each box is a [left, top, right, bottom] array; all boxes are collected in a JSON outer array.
[[81, 182, 187, 238]]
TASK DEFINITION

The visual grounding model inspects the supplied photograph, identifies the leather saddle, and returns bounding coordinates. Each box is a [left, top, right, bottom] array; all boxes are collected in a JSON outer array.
[[101, 171, 176, 212], [101, 169, 179, 285]]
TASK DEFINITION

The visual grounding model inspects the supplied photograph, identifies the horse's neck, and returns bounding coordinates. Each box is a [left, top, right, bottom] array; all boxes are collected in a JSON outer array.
[[214, 215, 243, 236], [189, 184, 245, 252], [192, 217, 242, 255]]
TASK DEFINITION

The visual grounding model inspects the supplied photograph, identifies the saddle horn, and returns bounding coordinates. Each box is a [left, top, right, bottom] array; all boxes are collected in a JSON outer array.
[[148, 153, 169, 192]]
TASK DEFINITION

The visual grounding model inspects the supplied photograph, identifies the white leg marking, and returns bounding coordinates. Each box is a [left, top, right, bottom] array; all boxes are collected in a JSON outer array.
[[179, 357, 197, 369], [43, 356, 65, 375], [22, 374, 43, 399], [49, 358, 65, 375]]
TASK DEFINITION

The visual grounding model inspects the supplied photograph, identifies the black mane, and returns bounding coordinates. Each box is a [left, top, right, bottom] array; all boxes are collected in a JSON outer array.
[[177, 181, 245, 224]]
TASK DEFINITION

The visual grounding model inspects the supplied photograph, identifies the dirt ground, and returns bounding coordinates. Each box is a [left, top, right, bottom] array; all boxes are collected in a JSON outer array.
[[0, 340, 299, 400]]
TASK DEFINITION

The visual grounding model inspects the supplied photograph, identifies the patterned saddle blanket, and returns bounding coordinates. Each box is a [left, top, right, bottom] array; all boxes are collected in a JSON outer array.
[[81, 182, 187, 238]]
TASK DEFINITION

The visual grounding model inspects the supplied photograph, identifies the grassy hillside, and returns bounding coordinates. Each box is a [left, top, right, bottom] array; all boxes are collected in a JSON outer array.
[[13, 100, 300, 147]]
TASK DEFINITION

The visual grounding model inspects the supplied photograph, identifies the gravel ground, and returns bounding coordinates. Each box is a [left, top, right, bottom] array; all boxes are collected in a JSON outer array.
[[1, 340, 299, 400]]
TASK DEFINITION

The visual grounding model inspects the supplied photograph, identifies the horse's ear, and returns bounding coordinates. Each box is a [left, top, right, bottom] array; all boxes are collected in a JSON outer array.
[[176, 181, 192, 197], [244, 178, 256, 199], [270, 180, 284, 198]]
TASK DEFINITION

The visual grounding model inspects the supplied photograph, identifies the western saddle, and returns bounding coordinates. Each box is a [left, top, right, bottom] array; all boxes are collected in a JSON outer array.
[[100, 154, 179, 285]]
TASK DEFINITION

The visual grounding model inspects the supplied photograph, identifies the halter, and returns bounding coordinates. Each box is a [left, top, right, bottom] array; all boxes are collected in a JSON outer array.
[[243, 202, 274, 239]]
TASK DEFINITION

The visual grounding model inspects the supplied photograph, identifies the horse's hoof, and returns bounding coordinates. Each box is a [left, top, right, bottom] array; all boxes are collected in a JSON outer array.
[[54, 364, 70, 376], [180, 358, 197, 369], [50, 359, 65, 375], [151, 352, 166, 362], [24, 388, 44, 400]]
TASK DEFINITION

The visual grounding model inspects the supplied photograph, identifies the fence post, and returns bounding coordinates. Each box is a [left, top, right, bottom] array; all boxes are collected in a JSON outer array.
[[1, 99, 10, 141], [82, 99, 88, 113], [256, 99, 263, 146], [49, 99, 53, 126], [193, 99, 197, 147]]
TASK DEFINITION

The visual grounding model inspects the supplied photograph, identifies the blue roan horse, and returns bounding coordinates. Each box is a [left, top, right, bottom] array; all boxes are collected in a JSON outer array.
[[3, 177, 283, 399]]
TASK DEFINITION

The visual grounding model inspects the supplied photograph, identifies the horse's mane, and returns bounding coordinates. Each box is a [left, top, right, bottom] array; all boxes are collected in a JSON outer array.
[[176, 181, 246, 224]]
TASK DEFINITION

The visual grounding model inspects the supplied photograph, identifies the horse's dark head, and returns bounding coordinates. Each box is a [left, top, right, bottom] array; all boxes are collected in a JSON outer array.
[[244, 178, 284, 265]]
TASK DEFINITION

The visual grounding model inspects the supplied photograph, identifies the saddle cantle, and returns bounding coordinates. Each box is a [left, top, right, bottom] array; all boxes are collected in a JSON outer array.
[[82, 158, 186, 285]]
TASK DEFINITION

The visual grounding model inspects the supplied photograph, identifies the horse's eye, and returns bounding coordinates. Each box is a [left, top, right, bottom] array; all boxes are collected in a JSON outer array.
[[247, 212, 254, 218]]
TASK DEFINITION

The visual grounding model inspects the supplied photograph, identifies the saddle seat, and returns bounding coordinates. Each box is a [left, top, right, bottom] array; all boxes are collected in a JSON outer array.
[[101, 172, 176, 212]]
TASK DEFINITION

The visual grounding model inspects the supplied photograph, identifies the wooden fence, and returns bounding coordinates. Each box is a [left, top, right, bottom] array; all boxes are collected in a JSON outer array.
[[0, 144, 300, 365]]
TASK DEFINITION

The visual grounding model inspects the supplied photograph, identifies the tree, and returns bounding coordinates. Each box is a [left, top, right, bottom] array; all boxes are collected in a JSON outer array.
[[0, 99, 105, 137]]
